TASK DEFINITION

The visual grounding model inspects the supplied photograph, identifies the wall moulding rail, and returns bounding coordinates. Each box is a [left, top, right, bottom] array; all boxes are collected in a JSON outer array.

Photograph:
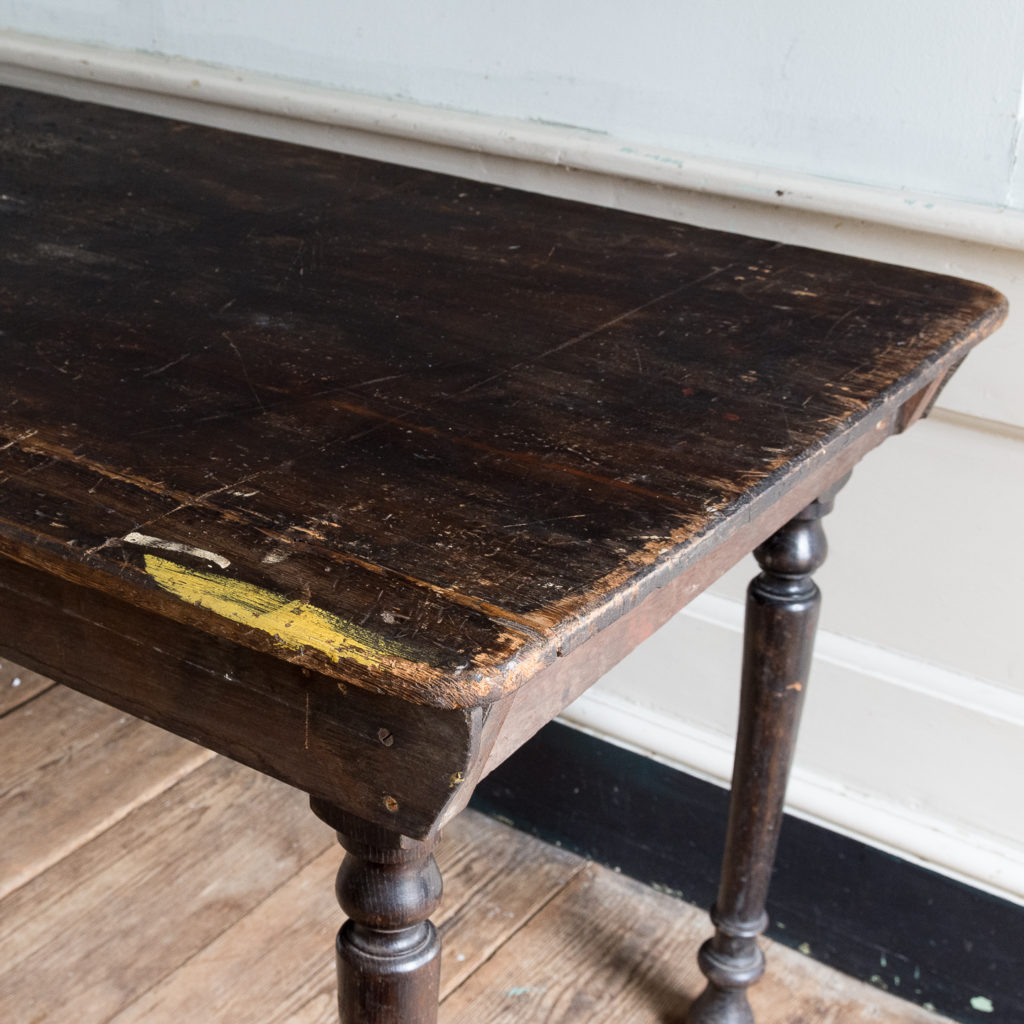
[[2, 28, 1024, 251]]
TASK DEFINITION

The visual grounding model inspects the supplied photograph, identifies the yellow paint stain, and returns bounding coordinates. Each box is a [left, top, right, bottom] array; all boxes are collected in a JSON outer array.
[[143, 554, 418, 671]]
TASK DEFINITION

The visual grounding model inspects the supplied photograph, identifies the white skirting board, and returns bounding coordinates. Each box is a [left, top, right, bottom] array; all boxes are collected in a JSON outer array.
[[562, 591, 1024, 906], [2, 28, 1022, 905]]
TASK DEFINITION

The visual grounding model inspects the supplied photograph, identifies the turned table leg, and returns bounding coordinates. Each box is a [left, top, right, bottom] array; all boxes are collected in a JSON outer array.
[[311, 799, 442, 1024], [687, 486, 841, 1024]]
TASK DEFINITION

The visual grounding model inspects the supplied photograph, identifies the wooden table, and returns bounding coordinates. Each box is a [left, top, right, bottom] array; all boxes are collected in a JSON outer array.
[[0, 85, 1006, 1024]]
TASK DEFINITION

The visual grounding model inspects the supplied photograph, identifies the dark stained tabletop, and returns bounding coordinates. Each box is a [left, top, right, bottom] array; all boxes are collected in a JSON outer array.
[[0, 87, 1006, 709]]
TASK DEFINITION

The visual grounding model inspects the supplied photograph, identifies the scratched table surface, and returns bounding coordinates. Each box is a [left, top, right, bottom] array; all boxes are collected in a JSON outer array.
[[0, 86, 1006, 711]]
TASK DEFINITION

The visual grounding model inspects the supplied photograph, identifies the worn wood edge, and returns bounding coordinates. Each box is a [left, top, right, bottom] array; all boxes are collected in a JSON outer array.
[[0, 319, 1001, 724], [0, 525, 526, 710], [2, 28, 1023, 251], [0, 79, 1006, 714], [428, 701, 510, 829], [525, 297, 1003, 633], [479, 356, 990, 773], [544, 305, 996, 635], [0, 562, 481, 838]]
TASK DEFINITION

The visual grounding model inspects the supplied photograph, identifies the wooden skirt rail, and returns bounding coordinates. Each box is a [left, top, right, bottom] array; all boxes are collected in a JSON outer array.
[[0, 84, 1006, 1023]]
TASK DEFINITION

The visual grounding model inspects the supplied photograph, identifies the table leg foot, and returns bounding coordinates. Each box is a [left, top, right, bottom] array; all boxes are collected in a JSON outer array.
[[311, 799, 442, 1024], [687, 984, 755, 1024], [688, 911, 765, 1024], [687, 484, 843, 1024]]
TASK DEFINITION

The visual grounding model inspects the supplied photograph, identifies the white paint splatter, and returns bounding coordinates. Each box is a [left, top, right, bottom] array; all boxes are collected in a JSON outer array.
[[123, 532, 230, 569], [970, 996, 994, 1013]]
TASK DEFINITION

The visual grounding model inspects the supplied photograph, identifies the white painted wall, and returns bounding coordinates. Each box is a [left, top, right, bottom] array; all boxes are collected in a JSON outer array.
[[0, 6, 1021, 901], [3, 1, 1024, 208]]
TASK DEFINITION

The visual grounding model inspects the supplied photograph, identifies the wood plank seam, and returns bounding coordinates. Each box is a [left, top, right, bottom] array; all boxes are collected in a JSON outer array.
[[0, 747, 218, 902], [107, 830, 337, 1023], [0, 757, 335, 1022], [0, 679, 54, 718], [0, 658, 53, 716], [1, 683, 222, 902], [438, 852, 589, 1005]]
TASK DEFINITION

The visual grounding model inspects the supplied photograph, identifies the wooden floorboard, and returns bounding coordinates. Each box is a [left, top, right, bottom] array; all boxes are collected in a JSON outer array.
[[0, 755, 332, 1024], [0, 656, 52, 715], [109, 808, 585, 1024], [0, 684, 214, 901], [1, 680, 958, 1023], [440, 863, 947, 1024]]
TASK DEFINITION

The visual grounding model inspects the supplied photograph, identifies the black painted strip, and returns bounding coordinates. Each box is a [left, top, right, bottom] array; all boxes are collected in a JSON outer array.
[[470, 721, 1021, 1023]]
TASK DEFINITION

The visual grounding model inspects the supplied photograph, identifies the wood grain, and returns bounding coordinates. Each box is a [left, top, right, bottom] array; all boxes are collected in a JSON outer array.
[[0, 83, 999, 1024], [439, 864, 950, 1024], [689, 494, 836, 1024], [107, 809, 583, 1024], [0, 683, 213, 900], [0, 757, 333, 1024], [434, 813, 585, 996], [0, 655, 50, 715], [0, 85, 1006, 711], [0, 690, 961, 1024], [0, 553, 482, 839]]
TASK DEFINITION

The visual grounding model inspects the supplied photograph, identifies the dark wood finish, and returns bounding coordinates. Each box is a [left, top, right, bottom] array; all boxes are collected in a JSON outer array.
[[0, 83, 1007, 1024], [0, 84, 1004, 802], [0, 86, 1005, 714], [0, 554, 484, 838], [312, 800, 442, 1024], [688, 485, 841, 1024]]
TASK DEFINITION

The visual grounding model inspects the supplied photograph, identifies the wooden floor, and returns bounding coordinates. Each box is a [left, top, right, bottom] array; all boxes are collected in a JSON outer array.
[[1, 668, 952, 1024]]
